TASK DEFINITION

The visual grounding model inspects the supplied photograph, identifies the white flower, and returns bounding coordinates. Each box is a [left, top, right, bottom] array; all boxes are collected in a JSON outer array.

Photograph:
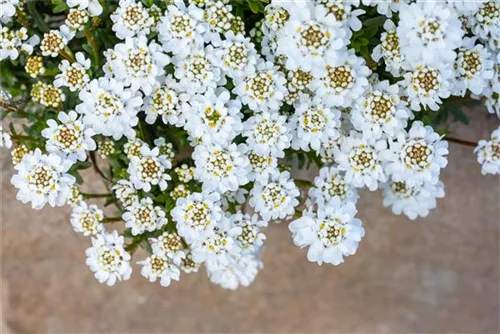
[[0, 26, 39, 60], [200, 1, 235, 45], [383, 121, 449, 186], [485, 72, 500, 116], [110, 0, 153, 39], [157, 1, 205, 57], [447, 0, 487, 15], [104, 36, 170, 96], [475, 126, 500, 175], [122, 197, 167, 236], [144, 75, 190, 127], [54, 52, 91, 92], [372, 20, 405, 77], [452, 37, 495, 96], [191, 217, 242, 268], [171, 191, 223, 243], [179, 251, 200, 273], [233, 60, 287, 113], [112, 179, 138, 207], [127, 145, 171, 192], [0, 0, 18, 23], [11, 149, 75, 210], [0, 127, 12, 149], [185, 88, 243, 146], [85, 231, 132, 286], [76, 77, 142, 140], [173, 48, 223, 94], [42, 110, 96, 162], [243, 112, 292, 158], [318, 134, 345, 165], [150, 231, 186, 266], [382, 180, 445, 220], [70, 201, 104, 236], [289, 95, 341, 152], [138, 254, 181, 287], [249, 171, 300, 222], [207, 32, 259, 79], [193, 143, 250, 194], [229, 212, 267, 254], [311, 48, 370, 108], [206, 252, 263, 290], [316, 0, 365, 32], [276, 2, 348, 77], [241, 144, 279, 183], [403, 64, 453, 111], [124, 137, 146, 159], [351, 80, 411, 138], [154, 137, 176, 164], [289, 198, 364, 266], [472, 1, 500, 41], [308, 166, 359, 205], [361, 0, 409, 18], [40, 30, 68, 57], [262, 2, 297, 33], [66, 0, 102, 17], [64, 8, 89, 32], [335, 131, 387, 191], [397, 2, 464, 67]]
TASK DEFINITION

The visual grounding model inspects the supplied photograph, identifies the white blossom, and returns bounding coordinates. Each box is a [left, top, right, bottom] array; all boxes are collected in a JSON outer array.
[[249, 171, 300, 222], [76, 77, 142, 140], [42, 110, 96, 162], [289, 198, 364, 266], [475, 126, 500, 175], [110, 0, 153, 39], [335, 131, 387, 191], [138, 254, 181, 287], [127, 145, 172, 192], [289, 95, 341, 152], [122, 197, 167, 236], [383, 121, 449, 186], [382, 180, 445, 220], [11, 149, 75, 210], [242, 112, 292, 158], [70, 201, 104, 236], [85, 231, 132, 286]]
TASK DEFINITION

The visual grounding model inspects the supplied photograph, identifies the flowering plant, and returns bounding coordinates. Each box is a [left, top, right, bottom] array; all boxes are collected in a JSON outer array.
[[1, 0, 499, 290]]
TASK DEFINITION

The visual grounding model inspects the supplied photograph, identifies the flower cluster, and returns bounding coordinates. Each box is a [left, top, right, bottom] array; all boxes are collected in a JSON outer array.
[[0, 0, 498, 290]]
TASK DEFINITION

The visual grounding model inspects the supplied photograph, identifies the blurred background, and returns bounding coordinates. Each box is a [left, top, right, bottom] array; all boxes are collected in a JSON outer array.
[[1, 107, 499, 334]]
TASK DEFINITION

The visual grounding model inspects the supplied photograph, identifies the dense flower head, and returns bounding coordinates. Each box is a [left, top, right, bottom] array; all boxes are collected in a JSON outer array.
[[289, 198, 364, 266], [11, 149, 76, 210], [475, 126, 500, 175], [86, 231, 132, 286]]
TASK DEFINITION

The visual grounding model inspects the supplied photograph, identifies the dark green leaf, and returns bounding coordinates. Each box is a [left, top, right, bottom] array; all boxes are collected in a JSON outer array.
[[51, 0, 69, 13]]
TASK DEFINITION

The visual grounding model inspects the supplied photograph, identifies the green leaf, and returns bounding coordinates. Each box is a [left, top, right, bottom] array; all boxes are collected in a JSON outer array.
[[363, 26, 379, 38], [27, 0, 49, 32], [363, 16, 386, 28], [248, 0, 264, 14], [51, 0, 69, 13], [140, 0, 153, 8]]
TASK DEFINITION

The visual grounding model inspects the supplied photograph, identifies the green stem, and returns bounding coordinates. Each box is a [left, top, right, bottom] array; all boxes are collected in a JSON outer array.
[[0, 102, 42, 120], [81, 192, 112, 198], [294, 179, 313, 188], [445, 136, 478, 148], [59, 49, 75, 62], [103, 216, 122, 223], [11, 135, 39, 142], [83, 29, 99, 67]]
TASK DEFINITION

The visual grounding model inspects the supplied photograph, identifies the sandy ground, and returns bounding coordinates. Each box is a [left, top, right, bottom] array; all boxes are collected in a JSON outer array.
[[1, 108, 499, 333]]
